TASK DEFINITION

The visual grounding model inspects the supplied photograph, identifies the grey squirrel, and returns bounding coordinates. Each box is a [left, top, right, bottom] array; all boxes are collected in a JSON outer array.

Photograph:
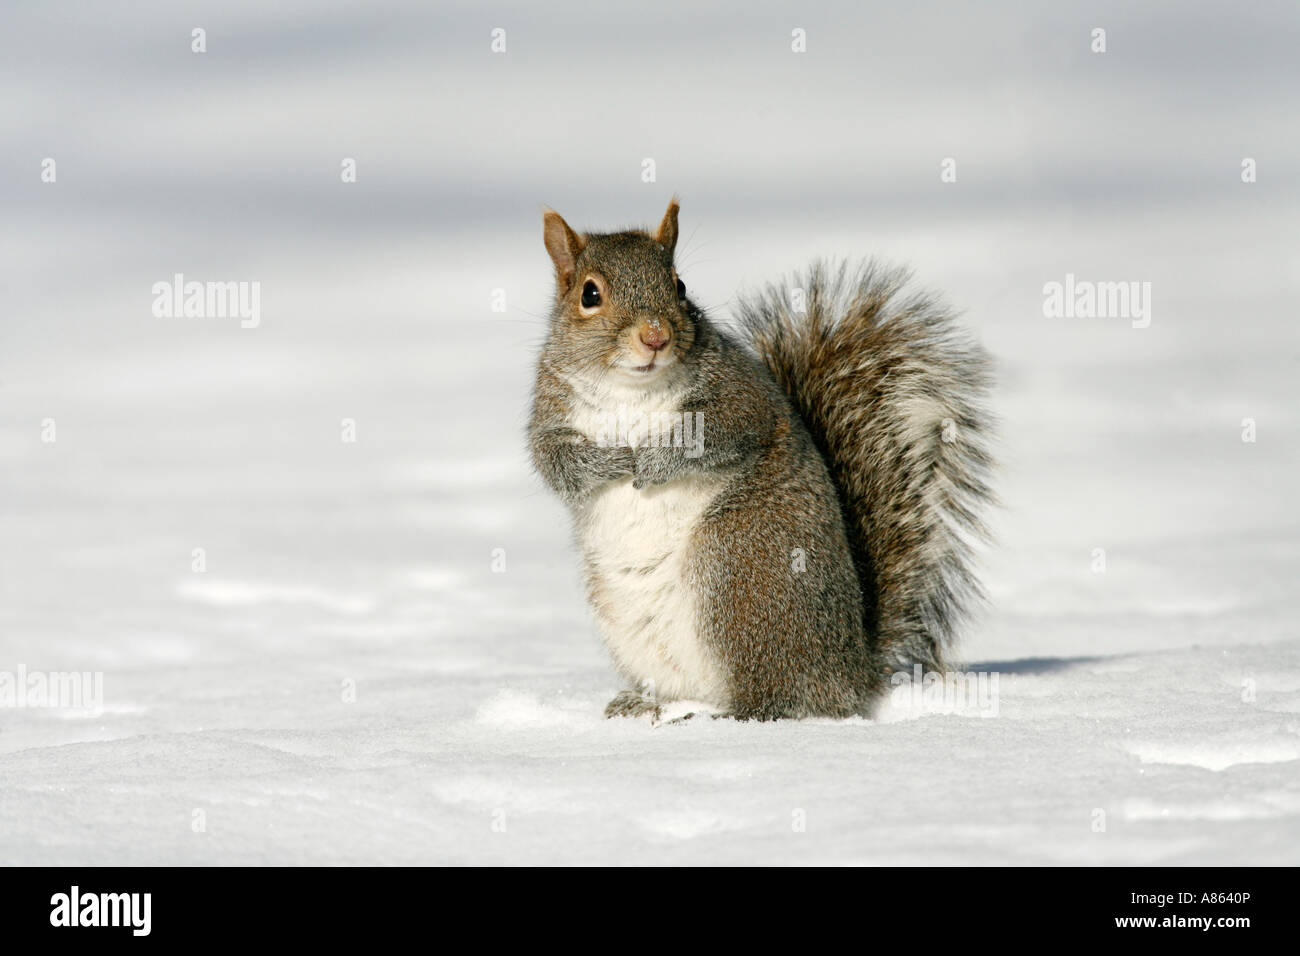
[[528, 199, 994, 720]]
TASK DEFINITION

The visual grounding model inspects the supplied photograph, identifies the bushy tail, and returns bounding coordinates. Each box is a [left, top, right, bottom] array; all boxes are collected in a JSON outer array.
[[735, 260, 995, 675]]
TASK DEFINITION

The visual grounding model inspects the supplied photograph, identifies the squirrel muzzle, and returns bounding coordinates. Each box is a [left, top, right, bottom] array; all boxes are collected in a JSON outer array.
[[627, 316, 674, 371]]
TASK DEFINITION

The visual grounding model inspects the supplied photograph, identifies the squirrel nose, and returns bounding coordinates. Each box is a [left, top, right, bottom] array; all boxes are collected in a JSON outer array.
[[639, 324, 670, 352]]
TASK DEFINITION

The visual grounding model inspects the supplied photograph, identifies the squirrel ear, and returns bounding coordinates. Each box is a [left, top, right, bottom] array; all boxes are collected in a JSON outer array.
[[654, 197, 680, 254], [542, 208, 586, 294]]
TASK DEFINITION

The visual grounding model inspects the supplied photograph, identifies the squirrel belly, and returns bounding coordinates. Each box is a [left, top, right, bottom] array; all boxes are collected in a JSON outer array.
[[576, 471, 731, 706]]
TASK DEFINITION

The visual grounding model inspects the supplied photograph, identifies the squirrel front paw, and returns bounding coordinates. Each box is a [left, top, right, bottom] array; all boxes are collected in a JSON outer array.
[[631, 447, 683, 489], [595, 444, 637, 482]]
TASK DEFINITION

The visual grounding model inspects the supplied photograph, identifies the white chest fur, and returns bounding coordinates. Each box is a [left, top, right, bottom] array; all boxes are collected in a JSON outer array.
[[564, 373, 729, 705]]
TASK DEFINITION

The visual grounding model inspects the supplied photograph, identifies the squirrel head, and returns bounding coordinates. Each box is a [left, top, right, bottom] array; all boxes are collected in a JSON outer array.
[[541, 198, 696, 383]]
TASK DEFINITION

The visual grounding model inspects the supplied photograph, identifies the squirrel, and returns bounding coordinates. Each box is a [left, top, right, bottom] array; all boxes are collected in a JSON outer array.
[[528, 198, 995, 721]]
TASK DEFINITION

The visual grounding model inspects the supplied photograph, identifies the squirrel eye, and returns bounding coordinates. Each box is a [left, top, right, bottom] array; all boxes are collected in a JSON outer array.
[[581, 280, 601, 309], [676, 278, 686, 299]]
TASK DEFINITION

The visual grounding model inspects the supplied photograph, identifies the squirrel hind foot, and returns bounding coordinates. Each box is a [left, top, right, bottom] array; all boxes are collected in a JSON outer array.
[[603, 689, 662, 720]]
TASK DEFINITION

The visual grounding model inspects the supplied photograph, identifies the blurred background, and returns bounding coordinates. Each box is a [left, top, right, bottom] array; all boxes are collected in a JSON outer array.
[[1, 1, 1298, 864]]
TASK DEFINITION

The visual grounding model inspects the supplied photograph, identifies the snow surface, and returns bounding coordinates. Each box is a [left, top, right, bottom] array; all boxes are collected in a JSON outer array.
[[2, 0, 1299, 864]]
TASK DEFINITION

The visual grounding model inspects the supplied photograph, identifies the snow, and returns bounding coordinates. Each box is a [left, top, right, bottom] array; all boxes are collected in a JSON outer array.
[[2, 0, 1299, 865]]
